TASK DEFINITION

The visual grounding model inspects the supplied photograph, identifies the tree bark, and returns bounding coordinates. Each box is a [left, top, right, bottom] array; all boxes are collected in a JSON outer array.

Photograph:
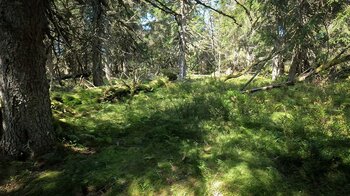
[[92, 0, 105, 86], [272, 54, 284, 81], [0, 0, 55, 158], [0, 102, 2, 140], [288, 47, 299, 81], [288, 46, 310, 82], [177, 0, 187, 80]]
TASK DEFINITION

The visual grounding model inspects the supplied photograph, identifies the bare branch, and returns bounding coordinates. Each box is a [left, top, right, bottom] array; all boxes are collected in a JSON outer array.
[[193, 0, 241, 26], [142, 0, 178, 16], [233, 0, 253, 23], [241, 81, 294, 94], [242, 47, 350, 94]]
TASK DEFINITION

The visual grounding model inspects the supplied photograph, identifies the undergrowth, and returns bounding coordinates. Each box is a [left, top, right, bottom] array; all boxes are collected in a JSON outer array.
[[1, 76, 350, 195]]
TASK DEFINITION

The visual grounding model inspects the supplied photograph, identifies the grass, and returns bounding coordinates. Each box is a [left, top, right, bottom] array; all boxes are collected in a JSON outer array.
[[1, 76, 350, 195]]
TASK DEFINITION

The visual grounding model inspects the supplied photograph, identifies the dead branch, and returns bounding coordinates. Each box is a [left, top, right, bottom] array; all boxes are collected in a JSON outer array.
[[142, 0, 178, 16], [241, 81, 294, 94], [193, 0, 241, 26], [238, 49, 280, 91], [242, 52, 350, 94], [225, 50, 278, 82], [233, 0, 253, 23]]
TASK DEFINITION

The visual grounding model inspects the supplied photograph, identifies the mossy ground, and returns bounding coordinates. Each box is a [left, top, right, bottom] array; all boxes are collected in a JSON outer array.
[[1, 76, 350, 195]]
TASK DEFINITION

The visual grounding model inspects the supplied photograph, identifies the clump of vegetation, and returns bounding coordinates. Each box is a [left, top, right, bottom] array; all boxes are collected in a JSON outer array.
[[1, 77, 350, 195], [101, 86, 131, 102], [161, 69, 178, 81], [99, 77, 168, 102]]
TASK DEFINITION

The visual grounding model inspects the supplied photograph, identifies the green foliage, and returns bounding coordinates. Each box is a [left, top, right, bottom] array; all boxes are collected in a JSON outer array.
[[1, 78, 350, 195], [161, 69, 178, 81], [148, 77, 167, 89]]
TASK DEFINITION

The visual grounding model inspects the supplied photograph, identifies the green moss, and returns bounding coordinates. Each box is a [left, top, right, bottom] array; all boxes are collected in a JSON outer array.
[[2, 78, 350, 195]]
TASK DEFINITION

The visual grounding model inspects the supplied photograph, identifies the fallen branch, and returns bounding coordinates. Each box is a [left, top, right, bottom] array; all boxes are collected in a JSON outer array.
[[224, 50, 279, 82], [223, 63, 255, 81], [240, 60, 269, 91], [241, 81, 294, 93], [240, 50, 281, 91], [297, 53, 350, 82], [78, 78, 95, 89], [223, 72, 246, 81], [242, 52, 350, 94]]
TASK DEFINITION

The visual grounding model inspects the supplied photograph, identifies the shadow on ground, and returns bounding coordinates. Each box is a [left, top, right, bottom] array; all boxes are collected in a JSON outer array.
[[1, 78, 350, 195]]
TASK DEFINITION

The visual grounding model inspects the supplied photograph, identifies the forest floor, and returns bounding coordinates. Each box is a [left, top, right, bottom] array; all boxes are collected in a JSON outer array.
[[1, 76, 350, 195]]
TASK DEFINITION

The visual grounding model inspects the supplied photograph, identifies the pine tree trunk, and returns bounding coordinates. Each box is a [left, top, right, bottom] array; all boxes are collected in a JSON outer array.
[[288, 46, 301, 81], [178, 0, 187, 80], [92, 0, 105, 86], [0, 103, 2, 140], [288, 46, 309, 82], [272, 54, 284, 81], [0, 0, 55, 158]]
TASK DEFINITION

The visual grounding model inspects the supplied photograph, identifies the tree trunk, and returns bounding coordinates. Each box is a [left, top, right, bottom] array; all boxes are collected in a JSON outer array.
[[178, 0, 187, 80], [92, 0, 105, 86], [47, 47, 55, 89], [209, 12, 220, 77], [0, 103, 2, 140], [104, 61, 114, 83], [122, 60, 129, 77], [272, 54, 284, 81], [0, 0, 55, 158], [288, 46, 301, 81], [288, 46, 310, 82]]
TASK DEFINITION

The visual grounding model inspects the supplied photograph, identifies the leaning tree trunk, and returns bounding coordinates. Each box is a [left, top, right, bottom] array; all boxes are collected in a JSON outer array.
[[0, 0, 55, 158]]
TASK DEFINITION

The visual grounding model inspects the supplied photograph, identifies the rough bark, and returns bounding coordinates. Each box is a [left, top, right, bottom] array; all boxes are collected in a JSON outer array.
[[92, 0, 105, 86], [0, 103, 2, 140], [288, 45, 310, 81], [288, 47, 301, 81], [0, 0, 55, 158]]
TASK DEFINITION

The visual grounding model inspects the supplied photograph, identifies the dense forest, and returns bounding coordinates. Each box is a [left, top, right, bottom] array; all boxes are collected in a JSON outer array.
[[1, 0, 350, 195]]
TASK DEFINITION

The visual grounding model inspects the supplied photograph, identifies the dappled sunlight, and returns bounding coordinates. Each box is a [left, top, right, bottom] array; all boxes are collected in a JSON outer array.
[[1, 78, 350, 195]]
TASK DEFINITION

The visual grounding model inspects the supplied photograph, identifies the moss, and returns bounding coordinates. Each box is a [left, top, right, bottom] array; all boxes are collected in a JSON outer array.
[[2, 78, 350, 195]]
